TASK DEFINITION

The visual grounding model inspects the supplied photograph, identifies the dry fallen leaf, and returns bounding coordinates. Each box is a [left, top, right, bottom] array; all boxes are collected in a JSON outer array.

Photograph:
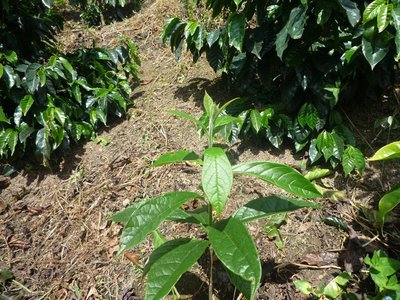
[[124, 251, 141, 266]]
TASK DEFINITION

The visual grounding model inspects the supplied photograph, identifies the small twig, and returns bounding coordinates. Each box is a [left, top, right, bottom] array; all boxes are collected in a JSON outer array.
[[275, 262, 342, 271], [12, 279, 34, 294]]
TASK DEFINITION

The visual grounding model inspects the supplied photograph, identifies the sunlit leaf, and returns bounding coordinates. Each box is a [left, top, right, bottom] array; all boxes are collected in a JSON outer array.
[[118, 192, 202, 254], [378, 188, 400, 223], [233, 161, 321, 198], [369, 141, 400, 161], [233, 196, 320, 223], [207, 218, 261, 300], [144, 239, 209, 300]]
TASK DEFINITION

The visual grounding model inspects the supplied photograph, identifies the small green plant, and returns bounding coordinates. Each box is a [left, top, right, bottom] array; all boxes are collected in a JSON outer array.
[[369, 141, 400, 225], [113, 92, 321, 300], [295, 272, 352, 299], [296, 251, 400, 300], [364, 250, 400, 299]]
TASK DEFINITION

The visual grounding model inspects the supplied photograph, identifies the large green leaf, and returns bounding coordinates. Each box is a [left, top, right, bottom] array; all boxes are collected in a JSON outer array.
[[232, 161, 321, 198], [20, 95, 34, 116], [297, 102, 318, 129], [202, 147, 233, 215], [59, 57, 77, 80], [362, 37, 389, 70], [369, 141, 400, 161], [363, 0, 385, 23], [342, 145, 365, 176], [144, 239, 209, 300], [378, 187, 400, 223], [275, 5, 307, 59], [232, 196, 320, 223], [250, 109, 262, 133], [118, 192, 202, 254], [323, 272, 352, 298], [228, 13, 246, 51], [207, 218, 261, 300], [377, 4, 391, 33], [25, 63, 41, 94], [35, 128, 51, 160], [152, 150, 202, 167], [317, 131, 335, 161], [8, 130, 18, 156], [338, 0, 361, 27]]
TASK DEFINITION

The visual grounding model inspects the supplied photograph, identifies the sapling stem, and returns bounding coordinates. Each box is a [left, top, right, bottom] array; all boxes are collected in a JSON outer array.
[[208, 204, 214, 300]]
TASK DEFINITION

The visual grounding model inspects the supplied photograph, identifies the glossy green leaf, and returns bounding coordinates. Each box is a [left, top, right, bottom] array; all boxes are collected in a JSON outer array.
[[54, 108, 66, 126], [19, 125, 34, 143], [8, 130, 18, 156], [275, 6, 307, 58], [338, 0, 361, 27], [202, 147, 233, 215], [152, 150, 202, 167], [377, 4, 391, 33], [294, 280, 313, 295], [20, 95, 34, 116], [144, 239, 209, 300], [317, 131, 334, 161], [363, 0, 385, 23], [35, 128, 51, 160], [250, 110, 262, 133], [323, 272, 351, 298], [59, 57, 77, 80], [3, 65, 16, 89], [228, 13, 246, 51], [369, 141, 400, 161], [0, 64, 3, 79], [118, 192, 201, 254], [297, 102, 318, 129], [38, 67, 46, 86], [0, 106, 10, 124], [232, 161, 321, 198], [362, 37, 389, 70], [25, 63, 41, 94], [214, 115, 242, 128], [232, 196, 320, 223], [304, 168, 333, 181], [378, 187, 400, 223], [342, 145, 365, 176], [207, 218, 261, 300], [203, 91, 216, 119], [111, 201, 142, 223]]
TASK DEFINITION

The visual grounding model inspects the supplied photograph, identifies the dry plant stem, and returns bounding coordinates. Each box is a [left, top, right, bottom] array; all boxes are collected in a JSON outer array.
[[209, 246, 214, 300]]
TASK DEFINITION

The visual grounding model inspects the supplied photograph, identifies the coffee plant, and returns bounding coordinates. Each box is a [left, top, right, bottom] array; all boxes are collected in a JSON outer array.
[[0, 1, 141, 165], [296, 250, 400, 299], [113, 92, 321, 300], [369, 140, 400, 225], [70, 0, 143, 25], [161, 0, 400, 174]]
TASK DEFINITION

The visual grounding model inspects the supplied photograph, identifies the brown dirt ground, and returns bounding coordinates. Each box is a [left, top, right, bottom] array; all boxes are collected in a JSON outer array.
[[1, 1, 400, 299]]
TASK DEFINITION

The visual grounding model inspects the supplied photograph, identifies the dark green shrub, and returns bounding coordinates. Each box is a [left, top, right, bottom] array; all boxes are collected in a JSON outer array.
[[0, 1, 140, 165], [162, 0, 400, 174], [70, 0, 143, 26]]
